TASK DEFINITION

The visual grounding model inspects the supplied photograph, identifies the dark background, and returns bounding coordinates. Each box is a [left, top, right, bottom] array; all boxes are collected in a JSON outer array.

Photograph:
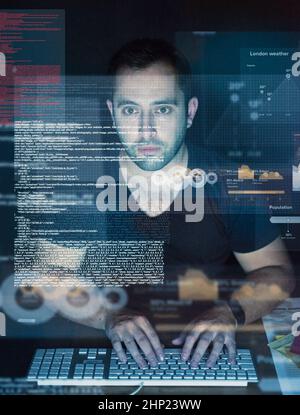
[[2, 0, 300, 76]]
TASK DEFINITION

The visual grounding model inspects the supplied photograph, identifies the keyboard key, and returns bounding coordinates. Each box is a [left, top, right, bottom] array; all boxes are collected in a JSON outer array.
[[109, 370, 123, 375], [237, 349, 251, 355], [164, 348, 182, 354]]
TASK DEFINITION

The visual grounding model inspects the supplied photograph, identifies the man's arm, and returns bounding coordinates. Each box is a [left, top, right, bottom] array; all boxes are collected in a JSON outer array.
[[233, 236, 295, 324], [172, 237, 295, 368]]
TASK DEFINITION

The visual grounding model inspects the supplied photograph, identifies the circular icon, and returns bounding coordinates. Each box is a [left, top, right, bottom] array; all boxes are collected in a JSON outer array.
[[56, 286, 103, 320], [206, 172, 218, 185], [167, 165, 191, 190], [189, 168, 207, 188], [250, 112, 259, 121], [230, 93, 239, 103], [101, 287, 128, 311], [1, 275, 57, 324], [40, 284, 69, 300]]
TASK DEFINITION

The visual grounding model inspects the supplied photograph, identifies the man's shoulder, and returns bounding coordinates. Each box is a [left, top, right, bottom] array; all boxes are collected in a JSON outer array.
[[187, 145, 223, 171]]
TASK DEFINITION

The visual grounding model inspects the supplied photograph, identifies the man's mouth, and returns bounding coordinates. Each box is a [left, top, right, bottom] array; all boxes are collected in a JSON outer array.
[[136, 145, 163, 157]]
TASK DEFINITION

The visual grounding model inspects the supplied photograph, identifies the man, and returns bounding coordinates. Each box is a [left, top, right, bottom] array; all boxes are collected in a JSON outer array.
[[97, 38, 295, 370]]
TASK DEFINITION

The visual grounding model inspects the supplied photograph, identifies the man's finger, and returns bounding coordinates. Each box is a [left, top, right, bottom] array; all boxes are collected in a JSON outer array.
[[172, 320, 208, 348], [135, 317, 164, 361], [181, 322, 210, 361], [206, 333, 225, 368], [172, 337, 184, 345], [110, 334, 127, 363], [122, 334, 147, 368], [190, 331, 215, 367], [172, 323, 191, 346], [129, 325, 158, 367], [226, 335, 237, 365]]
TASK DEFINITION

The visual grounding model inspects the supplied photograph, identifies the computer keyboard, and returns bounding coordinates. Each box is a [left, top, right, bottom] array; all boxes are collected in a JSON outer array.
[[27, 348, 258, 386]]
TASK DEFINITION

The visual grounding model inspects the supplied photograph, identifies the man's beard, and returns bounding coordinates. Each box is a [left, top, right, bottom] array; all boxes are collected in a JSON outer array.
[[126, 140, 183, 171]]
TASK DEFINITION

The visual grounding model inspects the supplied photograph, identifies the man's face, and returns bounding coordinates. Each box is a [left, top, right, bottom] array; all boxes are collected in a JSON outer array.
[[107, 62, 198, 171]]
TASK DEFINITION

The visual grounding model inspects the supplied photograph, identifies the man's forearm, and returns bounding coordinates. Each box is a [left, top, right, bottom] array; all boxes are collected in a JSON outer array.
[[230, 265, 295, 325]]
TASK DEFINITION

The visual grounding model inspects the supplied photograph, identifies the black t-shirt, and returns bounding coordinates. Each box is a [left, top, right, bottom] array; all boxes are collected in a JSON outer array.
[[101, 147, 279, 275], [45, 146, 279, 284]]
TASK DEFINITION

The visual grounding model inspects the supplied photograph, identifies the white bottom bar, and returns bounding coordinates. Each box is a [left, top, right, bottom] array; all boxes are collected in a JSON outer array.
[[36, 379, 248, 387]]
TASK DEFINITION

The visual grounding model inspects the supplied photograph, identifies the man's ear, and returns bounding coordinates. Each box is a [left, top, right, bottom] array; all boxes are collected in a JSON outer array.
[[106, 99, 113, 116], [106, 99, 116, 127], [187, 97, 198, 128]]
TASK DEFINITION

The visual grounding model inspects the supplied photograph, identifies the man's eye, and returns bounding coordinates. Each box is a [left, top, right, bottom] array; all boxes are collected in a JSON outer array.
[[122, 106, 139, 115], [155, 106, 172, 115]]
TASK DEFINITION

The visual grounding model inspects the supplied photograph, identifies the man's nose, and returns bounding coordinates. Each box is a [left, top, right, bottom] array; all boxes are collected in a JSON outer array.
[[139, 112, 157, 140]]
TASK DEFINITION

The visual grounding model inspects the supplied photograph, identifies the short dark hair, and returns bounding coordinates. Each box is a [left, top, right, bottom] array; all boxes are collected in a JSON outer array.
[[107, 38, 192, 99]]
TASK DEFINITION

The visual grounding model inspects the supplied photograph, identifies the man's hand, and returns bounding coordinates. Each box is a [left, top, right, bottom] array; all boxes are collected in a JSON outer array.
[[105, 309, 164, 369], [172, 304, 237, 368]]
